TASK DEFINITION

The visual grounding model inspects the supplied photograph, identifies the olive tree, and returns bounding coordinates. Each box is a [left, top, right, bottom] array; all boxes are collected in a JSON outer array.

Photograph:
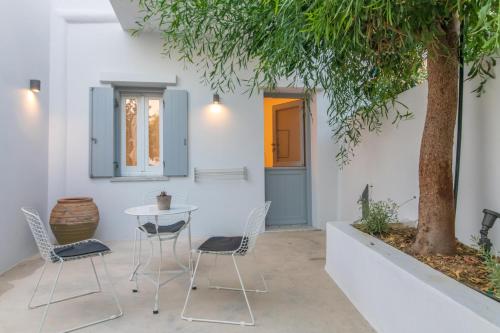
[[137, 0, 500, 255]]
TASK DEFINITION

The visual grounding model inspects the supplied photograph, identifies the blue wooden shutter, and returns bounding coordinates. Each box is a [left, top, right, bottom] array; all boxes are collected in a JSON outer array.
[[113, 89, 121, 177], [89, 87, 114, 178], [163, 89, 188, 176]]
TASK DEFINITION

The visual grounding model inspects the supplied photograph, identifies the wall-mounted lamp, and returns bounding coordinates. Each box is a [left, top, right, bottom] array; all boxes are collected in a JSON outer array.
[[208, 93, 224, 114], [213, 93, 220, 104], [30, 79, 41, 93]]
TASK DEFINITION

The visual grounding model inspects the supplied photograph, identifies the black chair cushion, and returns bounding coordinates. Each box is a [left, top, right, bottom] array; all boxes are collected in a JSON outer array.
[[140, 220, 186, 234], [198, 236, 245, 253], [54, 240, 110, 259]]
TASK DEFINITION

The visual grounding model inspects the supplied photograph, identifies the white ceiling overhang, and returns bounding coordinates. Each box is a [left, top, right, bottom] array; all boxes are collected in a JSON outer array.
[[109, 0, 157, 31]]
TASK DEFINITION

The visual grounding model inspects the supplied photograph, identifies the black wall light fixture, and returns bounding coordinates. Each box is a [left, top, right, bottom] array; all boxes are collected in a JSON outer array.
[[213, 93, 220, 104], [478, 209, 500, 252], [30, 79, 41, 93]]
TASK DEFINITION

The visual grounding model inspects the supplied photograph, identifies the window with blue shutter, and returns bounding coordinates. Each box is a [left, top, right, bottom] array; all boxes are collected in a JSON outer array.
[[163, 89, 188, 177], [89, 87, 115, 178], [89, 87, 188, 179]]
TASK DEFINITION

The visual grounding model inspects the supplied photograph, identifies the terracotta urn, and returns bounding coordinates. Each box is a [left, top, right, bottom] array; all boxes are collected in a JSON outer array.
[[50, 197, 99, 245]]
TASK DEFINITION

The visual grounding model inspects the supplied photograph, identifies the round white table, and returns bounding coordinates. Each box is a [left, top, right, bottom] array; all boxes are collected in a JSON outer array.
[[124, 204, 198, 218], [124, 204, 198, 314]]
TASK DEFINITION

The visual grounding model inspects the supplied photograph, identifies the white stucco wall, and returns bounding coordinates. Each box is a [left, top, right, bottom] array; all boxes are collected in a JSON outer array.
[[49, 0, 500, 249], [466, 68, 500, 246], [2, 0, 498, 271], [337, 72, 500, 247], [0, 0, 50, 272], [47, 1, 339, 240], [310, 93, 340, 230], [337, 83, 426, 222]]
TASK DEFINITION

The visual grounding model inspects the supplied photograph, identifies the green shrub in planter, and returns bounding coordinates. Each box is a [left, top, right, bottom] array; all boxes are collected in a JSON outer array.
[[359, 200, 398, 235], [481, 247, 500, 298]]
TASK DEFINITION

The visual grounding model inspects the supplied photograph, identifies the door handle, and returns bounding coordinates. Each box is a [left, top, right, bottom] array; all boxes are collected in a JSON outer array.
[[91, 137, 98, 144]]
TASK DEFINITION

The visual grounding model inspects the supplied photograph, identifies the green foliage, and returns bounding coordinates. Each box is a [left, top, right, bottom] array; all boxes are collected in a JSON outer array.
[[480, 247, 500, 298], [136, 0, 500, 164], [358, 200, 398, 235], [465, 0, 500, 96]]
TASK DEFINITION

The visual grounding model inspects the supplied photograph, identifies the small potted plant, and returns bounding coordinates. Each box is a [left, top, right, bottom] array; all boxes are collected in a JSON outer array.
[[156, 191, 172, 210]]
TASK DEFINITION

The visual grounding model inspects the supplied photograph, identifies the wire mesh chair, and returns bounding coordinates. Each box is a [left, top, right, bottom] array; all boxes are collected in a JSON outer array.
[[181, 201, 271, 326], [21, 207, 122, 333], [130, 189, 192, 314]]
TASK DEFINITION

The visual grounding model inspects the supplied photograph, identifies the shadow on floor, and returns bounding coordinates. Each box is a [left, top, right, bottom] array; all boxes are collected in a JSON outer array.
[[0, 256, 43, 296]]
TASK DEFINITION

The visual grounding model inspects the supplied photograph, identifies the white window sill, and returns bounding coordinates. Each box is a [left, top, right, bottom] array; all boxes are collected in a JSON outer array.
[[110, 176, 169, 183]]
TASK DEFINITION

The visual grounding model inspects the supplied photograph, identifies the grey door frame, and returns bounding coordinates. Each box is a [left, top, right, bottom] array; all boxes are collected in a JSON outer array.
[[264, 92, 313, 227]]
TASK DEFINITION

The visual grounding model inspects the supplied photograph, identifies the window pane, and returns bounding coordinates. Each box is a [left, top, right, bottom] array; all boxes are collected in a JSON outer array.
[[125, 98, 137, 166], [148, 99, 160, 166]]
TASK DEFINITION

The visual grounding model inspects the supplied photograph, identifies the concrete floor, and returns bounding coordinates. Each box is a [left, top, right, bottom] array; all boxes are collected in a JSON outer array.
[[0, 230, 374, 333]]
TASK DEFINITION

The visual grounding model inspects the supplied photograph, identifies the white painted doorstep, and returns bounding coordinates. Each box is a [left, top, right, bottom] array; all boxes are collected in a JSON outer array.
[[326, 221, 500, 333]]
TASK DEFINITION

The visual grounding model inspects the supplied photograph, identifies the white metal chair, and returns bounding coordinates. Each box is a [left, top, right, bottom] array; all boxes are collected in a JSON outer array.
[[181, 201, 271, 326], [130, 190, 192, 314], [21, 207, 123, 333]]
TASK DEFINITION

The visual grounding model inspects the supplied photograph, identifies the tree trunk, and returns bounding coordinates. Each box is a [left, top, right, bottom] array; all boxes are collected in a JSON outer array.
[[412, 19, 459, 255]]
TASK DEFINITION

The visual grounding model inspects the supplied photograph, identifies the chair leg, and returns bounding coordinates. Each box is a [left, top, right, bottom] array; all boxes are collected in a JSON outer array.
[[38, 261, 64, 333], [187, 218, 193, 274], [252, 252, 268, 293], [207, 254, 219, 287], [131, 216, 144, 290], [153, 238, 163, 314], [134, 234, 154, 295], [31, 256, 122, 333], [28, 261, 48, 309], [131, 228, 137, 273], [181, 253, 255, 326], [208, 253, 268, 293], [29, 259, 103, 310], [54, 255, 123, 333], [232, 254, 255, 326], [172, 234, 188, 271], [131, 230, 142, 292], [181, 251, 202, 321], [90, 257, 102, 292], [187, 221, 197, 289], [99, 254, 124, 319]]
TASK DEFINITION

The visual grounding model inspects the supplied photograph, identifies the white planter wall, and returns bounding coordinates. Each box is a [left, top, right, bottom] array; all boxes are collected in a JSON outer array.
[[326, 222, 500, 333]]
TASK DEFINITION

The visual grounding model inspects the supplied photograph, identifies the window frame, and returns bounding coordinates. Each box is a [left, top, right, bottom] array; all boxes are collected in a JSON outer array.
[[120, 92, 163, 177]]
